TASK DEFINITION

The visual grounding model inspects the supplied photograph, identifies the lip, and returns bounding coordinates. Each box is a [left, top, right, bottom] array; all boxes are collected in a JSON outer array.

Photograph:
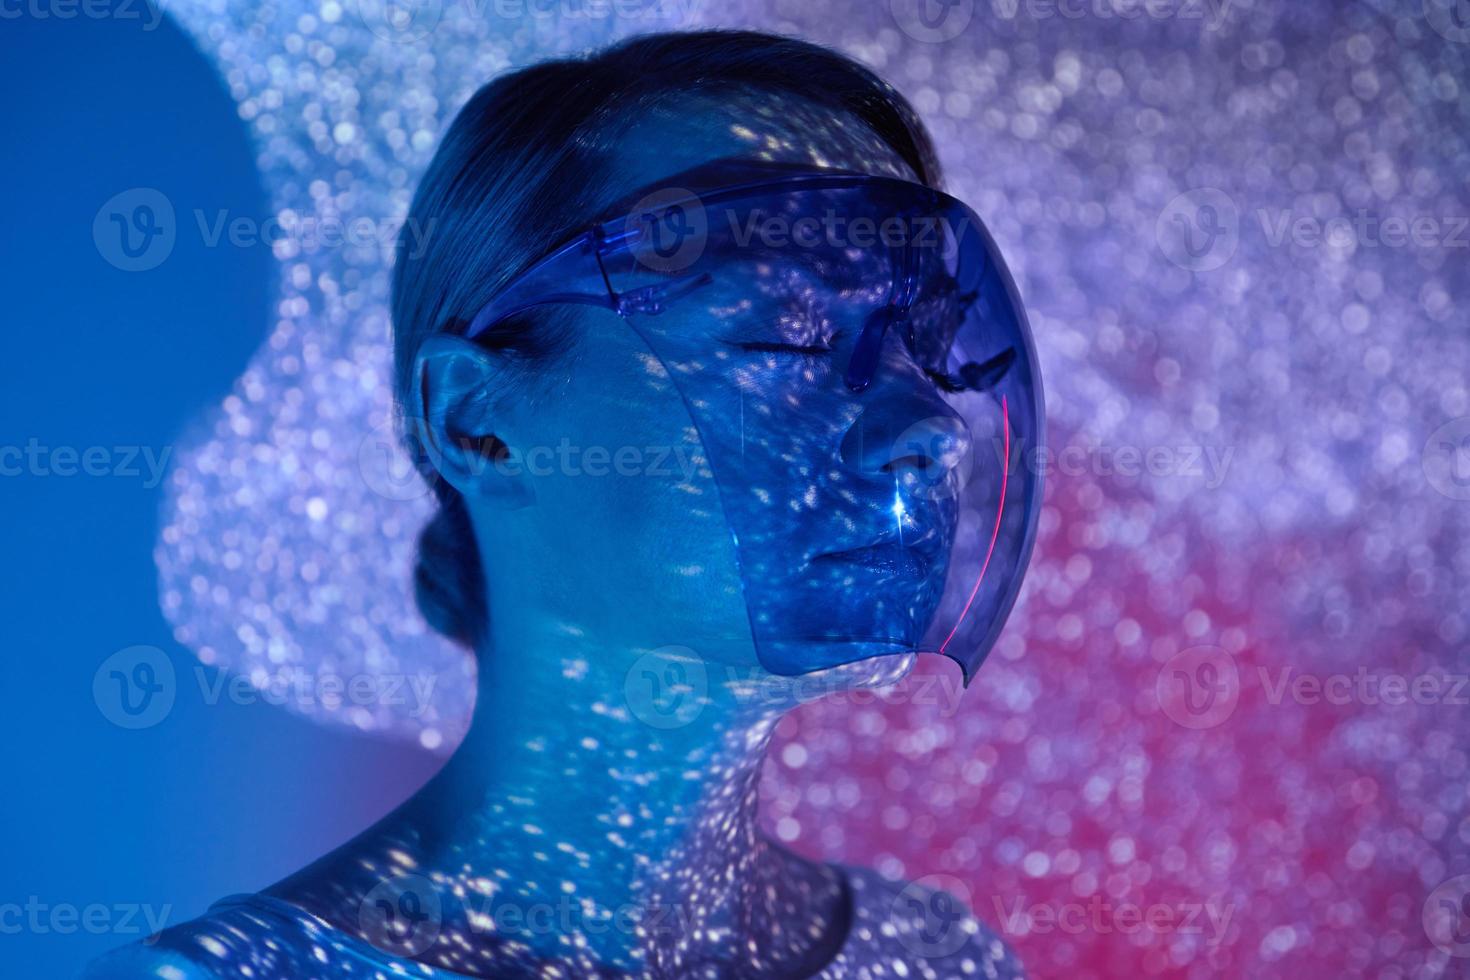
[[820, 541, 928, 576], [813, 527, 939, 581]]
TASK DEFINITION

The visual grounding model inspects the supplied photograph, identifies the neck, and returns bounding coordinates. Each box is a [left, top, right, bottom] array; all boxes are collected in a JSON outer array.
[[281, 630, 885, 978], [428, 636, 848, 975]]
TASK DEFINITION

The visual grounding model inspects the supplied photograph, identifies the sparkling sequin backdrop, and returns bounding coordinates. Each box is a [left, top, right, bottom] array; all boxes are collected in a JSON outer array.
[[153, 0, 1469, 975]]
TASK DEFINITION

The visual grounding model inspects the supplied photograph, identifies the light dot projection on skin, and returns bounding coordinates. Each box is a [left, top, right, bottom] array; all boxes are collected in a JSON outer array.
[[151, 0, 1468, 975], [113, 649, 1024, 977]]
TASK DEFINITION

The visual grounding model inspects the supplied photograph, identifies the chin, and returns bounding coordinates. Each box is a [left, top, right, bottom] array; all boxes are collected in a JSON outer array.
[[757, 640, 918, 701], [751, 592, 942, 677], [812, 648, 918, 691]]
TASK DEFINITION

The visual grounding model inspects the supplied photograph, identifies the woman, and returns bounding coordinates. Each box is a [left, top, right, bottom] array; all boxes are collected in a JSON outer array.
[[89, 28, 1040, 979]]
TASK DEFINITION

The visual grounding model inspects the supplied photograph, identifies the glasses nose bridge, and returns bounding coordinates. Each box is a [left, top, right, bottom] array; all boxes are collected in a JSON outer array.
[[842, 247, 924, 393]]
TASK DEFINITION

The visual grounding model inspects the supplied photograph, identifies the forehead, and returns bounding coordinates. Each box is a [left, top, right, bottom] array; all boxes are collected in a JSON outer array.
[[539, 90, 924, 372], [605, 88, 918, 196]]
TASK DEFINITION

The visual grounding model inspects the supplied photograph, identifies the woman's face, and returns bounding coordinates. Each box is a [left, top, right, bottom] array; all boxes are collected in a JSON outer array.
[[464, 94, 964, 690]]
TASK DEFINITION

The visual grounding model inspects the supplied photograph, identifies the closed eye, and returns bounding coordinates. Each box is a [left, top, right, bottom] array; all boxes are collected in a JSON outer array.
[[925, 368, 966, 393], [733, 341, 835, 356], [925, 347, 1017, 394]]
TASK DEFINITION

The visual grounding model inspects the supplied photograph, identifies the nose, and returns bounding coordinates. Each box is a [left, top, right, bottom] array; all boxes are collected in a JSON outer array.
[[837, 356, 973, 494], [840, 404, 972, 485]]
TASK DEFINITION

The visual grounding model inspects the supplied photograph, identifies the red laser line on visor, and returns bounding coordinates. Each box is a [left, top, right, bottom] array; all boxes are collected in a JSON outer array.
[[939, 394, 1010, 656]]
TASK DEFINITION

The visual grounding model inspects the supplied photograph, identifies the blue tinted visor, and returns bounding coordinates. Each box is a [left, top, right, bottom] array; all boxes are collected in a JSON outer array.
[[463, 168, 1042, 683]]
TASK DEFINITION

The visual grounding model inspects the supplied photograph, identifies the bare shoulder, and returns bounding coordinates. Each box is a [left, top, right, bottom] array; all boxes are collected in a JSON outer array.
[[80, 894, 336, 979], [82, 941, 221, 980], [821, 865, 1025, 979]]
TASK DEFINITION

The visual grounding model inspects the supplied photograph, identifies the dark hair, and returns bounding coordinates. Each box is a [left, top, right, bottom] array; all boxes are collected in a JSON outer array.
[[391, 29, 941, 648]]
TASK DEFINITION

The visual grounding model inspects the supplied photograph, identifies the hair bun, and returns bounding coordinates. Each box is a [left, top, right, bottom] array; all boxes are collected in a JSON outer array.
[[412, 491, 486, 648]]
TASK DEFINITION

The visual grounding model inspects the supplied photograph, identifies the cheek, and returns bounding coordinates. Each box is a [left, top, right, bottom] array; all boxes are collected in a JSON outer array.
[[524, 378, 691, 548], [517, 337, 756, 655], [534, 341, 713, 532]]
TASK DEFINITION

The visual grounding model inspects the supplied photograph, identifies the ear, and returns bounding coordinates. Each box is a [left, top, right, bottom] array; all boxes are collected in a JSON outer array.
[[409, 334, 534, 510]]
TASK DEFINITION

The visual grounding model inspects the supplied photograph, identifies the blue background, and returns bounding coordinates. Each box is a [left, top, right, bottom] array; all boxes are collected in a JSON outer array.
[[0, 10, 438, 975], [5, 4, 1467, 978]]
